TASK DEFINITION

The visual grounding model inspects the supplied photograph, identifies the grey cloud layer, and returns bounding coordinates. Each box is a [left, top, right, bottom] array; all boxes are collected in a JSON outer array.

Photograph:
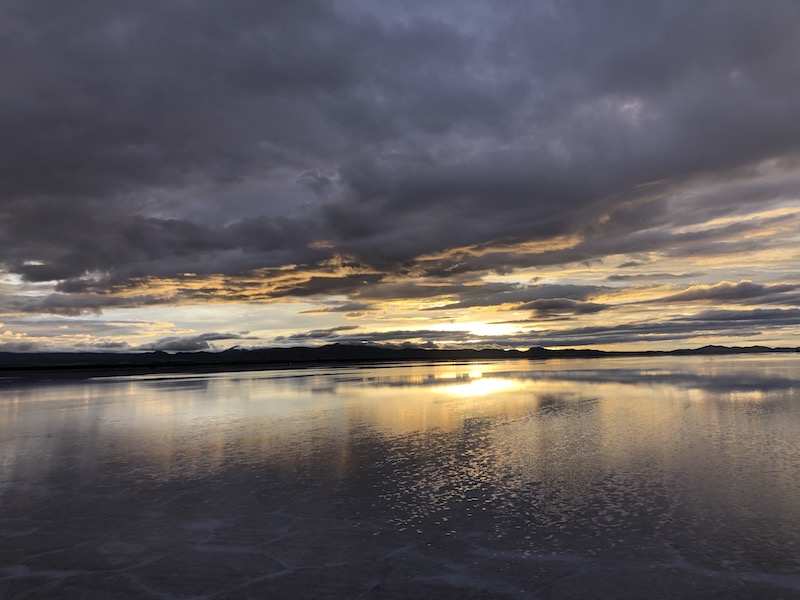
[[3, 0, 800, 358], [139, 332, 257, 352], [2, 0, 800, 293], [650, 281, 798, 304], [288, 308, 800, 349]]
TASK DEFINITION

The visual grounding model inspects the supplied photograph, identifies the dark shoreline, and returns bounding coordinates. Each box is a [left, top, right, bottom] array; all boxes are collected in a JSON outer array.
[[1, 343, 798, 381]]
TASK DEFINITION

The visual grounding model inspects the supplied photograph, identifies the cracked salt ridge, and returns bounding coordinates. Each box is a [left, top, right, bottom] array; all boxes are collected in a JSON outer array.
[[666, 546, 800, 592], [3, 522, 800, 599]]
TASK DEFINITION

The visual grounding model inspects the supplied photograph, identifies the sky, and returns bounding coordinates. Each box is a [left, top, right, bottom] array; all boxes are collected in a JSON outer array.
[[2, 0, 800, 353]]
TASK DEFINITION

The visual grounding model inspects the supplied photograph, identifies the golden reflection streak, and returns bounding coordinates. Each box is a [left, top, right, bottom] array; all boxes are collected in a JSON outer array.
[[2, 358, 791, 486], [440, 377, 520, 397]]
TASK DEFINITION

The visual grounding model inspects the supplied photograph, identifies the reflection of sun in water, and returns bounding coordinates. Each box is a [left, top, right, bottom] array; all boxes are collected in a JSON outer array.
[[442, 377, 518, 397]]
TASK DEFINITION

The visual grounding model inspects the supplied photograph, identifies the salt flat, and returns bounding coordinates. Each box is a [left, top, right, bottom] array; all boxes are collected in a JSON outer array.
[[2, 355, 800, 599]]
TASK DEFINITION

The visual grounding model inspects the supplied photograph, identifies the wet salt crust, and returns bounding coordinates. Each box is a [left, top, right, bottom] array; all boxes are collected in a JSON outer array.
[[2, 355, 800, 598]]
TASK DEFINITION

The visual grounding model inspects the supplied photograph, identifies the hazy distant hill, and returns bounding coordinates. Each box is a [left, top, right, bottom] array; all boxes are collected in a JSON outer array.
[[0, 343, 798, 379]]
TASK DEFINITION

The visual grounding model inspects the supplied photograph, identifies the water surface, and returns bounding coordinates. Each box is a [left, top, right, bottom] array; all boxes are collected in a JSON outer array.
[[2, 355, 800, 598]]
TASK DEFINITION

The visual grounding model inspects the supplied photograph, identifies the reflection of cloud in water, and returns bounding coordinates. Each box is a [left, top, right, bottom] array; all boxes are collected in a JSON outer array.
[[4, 355, 800, 486], [273, 355, 800, 399], [3, 354, 800, 594]]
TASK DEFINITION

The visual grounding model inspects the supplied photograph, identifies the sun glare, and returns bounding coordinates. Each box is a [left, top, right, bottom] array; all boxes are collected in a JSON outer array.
[[441, 376, 519, 397], [435, 322, 519, 338]]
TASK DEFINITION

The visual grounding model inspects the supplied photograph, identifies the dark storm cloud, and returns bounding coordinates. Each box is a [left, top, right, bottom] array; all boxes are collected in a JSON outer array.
[[290, 281, 612, 312], [518, 299, 610, 318], [323, 2, 800, 263], [650, 281, 798, 304], [515, 308, 800, 347], [0, 316, 157, 339], [618, 261, 648, 269], [4, 292, 163, 316], [606, 272, 704, 282], [0, 339, 42, 352], [79, 340, 133, 351], [0, 315, 161, 351], [138, 332, 256, 352], [299, 302, 374, 314], [282, 328, 478, 346], [271, 274, 385, 298], [403, 210, 796, 282], [271, 304, 800, 349], [353, 281, 514, 302], [2, 0, 800, 310], [0, 0, 350, 285], [431, 283, 610, 311], [276, 325, 359, 342]]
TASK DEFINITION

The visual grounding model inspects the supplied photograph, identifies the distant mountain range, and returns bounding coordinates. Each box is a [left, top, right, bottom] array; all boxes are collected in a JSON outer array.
[[1, 343, 798, 378]]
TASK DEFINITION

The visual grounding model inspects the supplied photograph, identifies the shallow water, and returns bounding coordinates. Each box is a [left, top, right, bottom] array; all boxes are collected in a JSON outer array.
[[2, 355, 800, 598]]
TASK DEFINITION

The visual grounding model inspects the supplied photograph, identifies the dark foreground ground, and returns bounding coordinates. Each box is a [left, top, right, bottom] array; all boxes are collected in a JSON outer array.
[[4, 465, 799, 600]]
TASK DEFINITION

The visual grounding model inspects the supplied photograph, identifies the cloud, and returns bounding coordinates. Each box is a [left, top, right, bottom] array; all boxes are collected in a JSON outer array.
[[138, 332, 256, 352], [276, 326, 359, 342], [0, 0, 798, 291], [512, 308, 800, 347], [0, 340, 43, 353], [280, 328, 479, 347], [299, 302, 374, 314], [606, 272, 704, 282], [271, 306, 800, 349], [423, 283, 609, 310], [3, 292, 164, 316], [649, 280, 797, 304], [518, 299, 610, 317], [81, 340, 134, 351], [2, 1, 800, 350]]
